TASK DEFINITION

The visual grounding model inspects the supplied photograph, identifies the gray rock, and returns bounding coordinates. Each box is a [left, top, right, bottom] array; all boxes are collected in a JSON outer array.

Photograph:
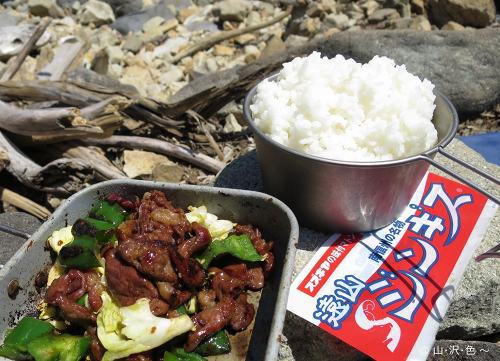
[[368, 8, 400, 23], [99, 0, 143, 17], [427, 0, 496, 28], [324, 13, 350, 30], [384, 0, 411, 18], [428, 340, 500, 360], [0, 212, 41, 266], [111, 1, 175, 34], [213, 0, 251, 22], [0, 10, 21, 28], [0, 24, 51, 60], [312, 29, 500, 116], [185, 20, 218, 32], [123, 33, 143, 53], [28, 0, 64, 17], [284, 34, 309, 48], [78, 0, 115, 26]]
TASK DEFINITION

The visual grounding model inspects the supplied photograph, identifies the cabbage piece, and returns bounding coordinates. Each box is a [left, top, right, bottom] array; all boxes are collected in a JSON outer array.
[[97, 293, 193, 361], [47, 226, 73, 254], [185, 206, 235, 240]]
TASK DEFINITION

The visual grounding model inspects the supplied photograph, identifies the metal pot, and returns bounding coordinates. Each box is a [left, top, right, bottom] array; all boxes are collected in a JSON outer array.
[[244, 74, 499, 233]]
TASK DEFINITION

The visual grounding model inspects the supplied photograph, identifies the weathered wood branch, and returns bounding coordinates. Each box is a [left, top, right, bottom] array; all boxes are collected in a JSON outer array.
[[83, 135, 225, 174], [172, 6, 292, 63], [0, 96, 129, 136], [0, 187, 51, 219], [0, 79, 183, 129], [1, 18, 51, 81], [60, 145, 126, 180], [0, 131, 94, 195], [38, 36, 85, 81]]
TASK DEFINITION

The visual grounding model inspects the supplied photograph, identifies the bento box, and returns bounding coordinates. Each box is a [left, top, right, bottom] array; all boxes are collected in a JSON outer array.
[[0, 180, 299, 361]]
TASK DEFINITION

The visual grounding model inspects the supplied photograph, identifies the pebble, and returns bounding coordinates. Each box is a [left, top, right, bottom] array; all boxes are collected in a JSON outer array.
[[324, 13, 350, 30], [410, 14, 432, 31], [235, 33, 257, 45], [153, 36, 189, 58], [213, 0, 251, 22], [152, 163, 185, 183], [441, 20, 466, 30], [177, 6, 199, 23], [213, 44, 234, 56], [123, 150, 174, 178], [123, 33, 143, 53], [244, 44, 260, 62], [78, 0, 115, 26], [106, 45, 124, 64], [142, 16, 165, 33], [159, 65, 184, 84], [368, 8, 400, 23], [28, 0, 64, 17], [360, 0, 380, 16], [246, 10, 261, 26]]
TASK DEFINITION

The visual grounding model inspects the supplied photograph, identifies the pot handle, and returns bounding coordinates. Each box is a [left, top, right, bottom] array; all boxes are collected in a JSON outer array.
[[418, 147, 500, 205]]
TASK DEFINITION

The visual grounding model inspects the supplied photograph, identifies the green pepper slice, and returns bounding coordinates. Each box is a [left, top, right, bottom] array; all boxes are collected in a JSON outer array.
[[26, 334, 90, 361], [76, 294, 88, 307], [194, 331, 231, 356], [59, 235, 100, 270], [80, 217, 116, 244], [91, 200, 128, 226], [163, 349, 207, 361], [198, 234, 264, 269], [0, 317, 54, 360]]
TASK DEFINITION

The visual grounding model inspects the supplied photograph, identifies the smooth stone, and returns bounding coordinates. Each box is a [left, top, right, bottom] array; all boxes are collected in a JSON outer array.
[[78, 0, 115, 26], [0, 24, 51, 60], [99, 0, 143, 17], [213, 0, 252, 22], [368, 8, 400, 23], [427, 0, 496, 28], [28, 0, 64, 17], [384, 0, 411, 18], [0, 212, 41, 266], [111, 1, 175, 34], [122, 33, 144, 53], [0, 10, 21, 28], [441, 20, 466, 30], [324, 13, 350, 30], [185, 20, 218, 32]]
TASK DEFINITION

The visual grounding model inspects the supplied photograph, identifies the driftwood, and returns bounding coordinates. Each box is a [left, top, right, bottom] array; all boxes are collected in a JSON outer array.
[[38, 36, 85, 81], [0, 97, 129, 136], [1, 18, 51, 81], [0, 131, 94, 195], [172, 6, 292, 63], [0, 79, 183, 129], [60, 144, 126, 180], [0, 187, 51, 219], [83, 135, 225, 174], [187, 110, 224, 161], [0, 148, 7, 172]]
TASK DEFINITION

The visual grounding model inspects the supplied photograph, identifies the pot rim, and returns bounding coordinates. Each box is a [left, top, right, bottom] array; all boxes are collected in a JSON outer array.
[[243, 73, 459, 167]]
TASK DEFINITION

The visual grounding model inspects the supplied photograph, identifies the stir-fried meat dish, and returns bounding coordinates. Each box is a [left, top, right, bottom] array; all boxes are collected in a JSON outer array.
[[1, 190, 274, 361]]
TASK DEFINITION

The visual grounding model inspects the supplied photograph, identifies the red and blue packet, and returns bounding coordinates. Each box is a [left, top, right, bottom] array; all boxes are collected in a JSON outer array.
[[287, 172, 497, 361]]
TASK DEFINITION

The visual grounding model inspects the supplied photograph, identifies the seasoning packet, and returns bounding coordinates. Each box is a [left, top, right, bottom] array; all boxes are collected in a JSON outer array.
[[287, 172, 497, 361]]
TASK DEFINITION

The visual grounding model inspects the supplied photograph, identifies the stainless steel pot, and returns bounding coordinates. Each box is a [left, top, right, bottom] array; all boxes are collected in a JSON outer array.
[[244, 74, 499, 233]]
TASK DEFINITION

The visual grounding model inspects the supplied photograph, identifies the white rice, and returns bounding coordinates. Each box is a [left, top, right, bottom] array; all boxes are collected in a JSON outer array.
[[250, 52, 438, 161]]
